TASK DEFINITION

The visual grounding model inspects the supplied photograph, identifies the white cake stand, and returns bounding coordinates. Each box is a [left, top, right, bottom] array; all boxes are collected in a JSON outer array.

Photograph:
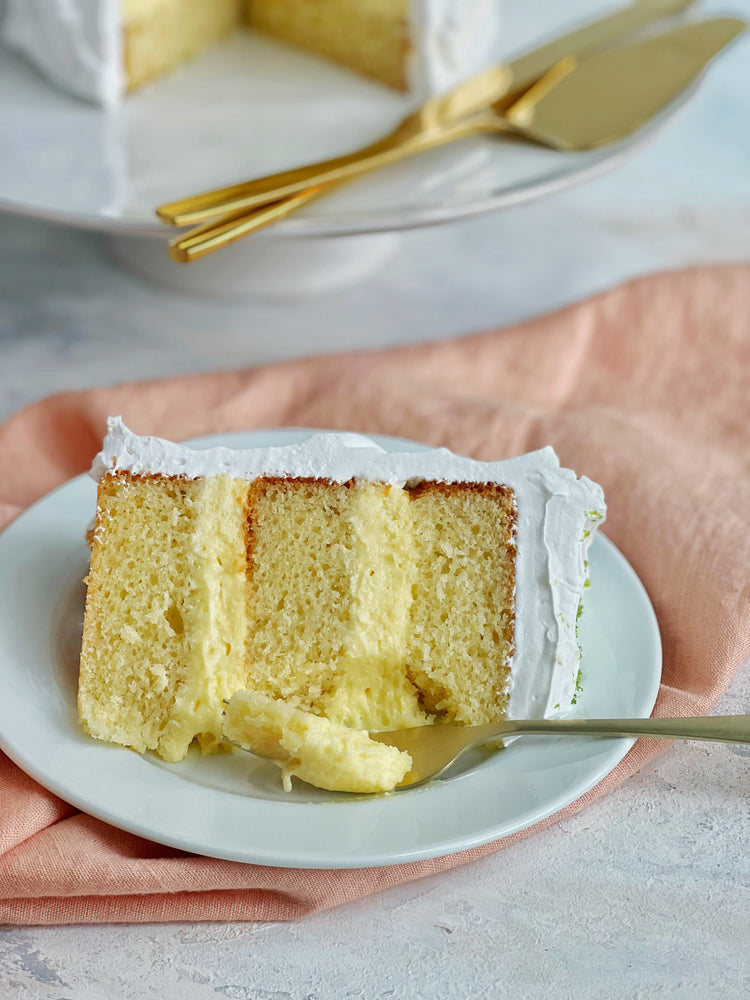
[[0, 32, 688, 298]]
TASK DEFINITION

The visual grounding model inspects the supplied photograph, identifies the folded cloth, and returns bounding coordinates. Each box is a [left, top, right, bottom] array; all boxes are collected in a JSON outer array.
[[1, 265, 749, 925]]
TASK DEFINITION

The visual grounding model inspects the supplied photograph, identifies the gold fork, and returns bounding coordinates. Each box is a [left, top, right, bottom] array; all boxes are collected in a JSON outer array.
[[370, 715, 750, 788]]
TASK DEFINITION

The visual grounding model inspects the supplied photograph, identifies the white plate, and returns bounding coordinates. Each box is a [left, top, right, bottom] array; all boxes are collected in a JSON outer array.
[[0, 28, 687, 240], [0, 430, 661, 868]]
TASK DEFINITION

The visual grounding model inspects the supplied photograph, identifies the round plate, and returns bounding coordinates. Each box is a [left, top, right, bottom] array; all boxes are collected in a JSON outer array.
[[0, 429, 661, 868], [0, 31, 686, 239]]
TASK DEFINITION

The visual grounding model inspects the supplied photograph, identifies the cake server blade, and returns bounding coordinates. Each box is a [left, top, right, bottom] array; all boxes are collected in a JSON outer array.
[[505, 17, 747, 150]]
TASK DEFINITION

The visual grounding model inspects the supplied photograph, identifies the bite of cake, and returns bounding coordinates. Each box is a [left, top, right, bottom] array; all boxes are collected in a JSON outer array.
[[77, 418, 605, 793], [223, 690, 413, 794]]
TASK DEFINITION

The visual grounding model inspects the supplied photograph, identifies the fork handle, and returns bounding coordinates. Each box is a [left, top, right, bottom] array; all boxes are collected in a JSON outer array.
[[170, 114, 498, 232], [169, 116, 502, 262], [157, 114, 431, 227], [168, 186, 324, 262], [157, 132, 395, 227], [496, 715, 750, 743]]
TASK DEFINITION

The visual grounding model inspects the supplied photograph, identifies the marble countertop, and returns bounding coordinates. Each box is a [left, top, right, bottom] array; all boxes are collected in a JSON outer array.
[[1, 1, 749, 996]]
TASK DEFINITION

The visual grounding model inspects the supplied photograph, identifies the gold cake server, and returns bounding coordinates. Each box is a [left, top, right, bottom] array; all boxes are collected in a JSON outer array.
[[505, 15, 747, 149], [169, 17, 746, 262], [157, 0, 695, 228]]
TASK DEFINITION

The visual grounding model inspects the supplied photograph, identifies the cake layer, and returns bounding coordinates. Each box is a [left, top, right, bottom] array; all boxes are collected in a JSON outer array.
[[78, 470, 249, 762], [249, 0, 411, 91], [123, 0, 241, 93], [405, 481, 516, 724], [244, 477, 429, 730]]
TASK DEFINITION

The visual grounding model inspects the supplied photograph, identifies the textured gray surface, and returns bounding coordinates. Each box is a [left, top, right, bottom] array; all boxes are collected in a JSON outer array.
[[1, 2, 750, 996]]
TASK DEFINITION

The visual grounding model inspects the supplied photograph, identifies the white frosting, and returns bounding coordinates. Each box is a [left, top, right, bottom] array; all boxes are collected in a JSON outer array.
[[93, 418, 606, 721], [409, 0, 502, 98], [2, 0, 501, 106], [2, 0, 121, 107]]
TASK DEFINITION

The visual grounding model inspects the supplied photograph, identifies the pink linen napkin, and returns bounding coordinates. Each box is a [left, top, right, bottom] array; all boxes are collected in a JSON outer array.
[[1, 265, 749, 925]]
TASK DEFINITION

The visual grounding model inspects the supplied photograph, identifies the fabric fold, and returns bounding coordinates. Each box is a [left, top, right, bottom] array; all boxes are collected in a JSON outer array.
[[1, 265, 748, 925]]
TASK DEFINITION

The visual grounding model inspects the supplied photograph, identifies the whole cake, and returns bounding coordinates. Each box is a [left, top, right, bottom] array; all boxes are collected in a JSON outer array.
[[2, 0, 502, 106], [78, 419, 605, 792]]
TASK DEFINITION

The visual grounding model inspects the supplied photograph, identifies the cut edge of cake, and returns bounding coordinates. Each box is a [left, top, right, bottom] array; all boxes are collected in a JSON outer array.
[[2, 0, 503, 106]]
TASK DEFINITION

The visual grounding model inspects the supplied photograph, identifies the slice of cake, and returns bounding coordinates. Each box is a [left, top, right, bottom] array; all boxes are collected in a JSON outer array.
[[3, 1, 502, 106], [78, 418, 605, 791]]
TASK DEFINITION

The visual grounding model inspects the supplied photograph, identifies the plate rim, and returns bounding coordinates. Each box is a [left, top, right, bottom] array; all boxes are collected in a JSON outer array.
[[0, 429, 662, 868], [0, 42, 693, 240], [0, 137, 641, 240]]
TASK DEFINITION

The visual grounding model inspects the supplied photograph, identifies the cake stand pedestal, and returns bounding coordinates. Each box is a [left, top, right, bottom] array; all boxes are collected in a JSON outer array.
[[106, 230, 400, 300]]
